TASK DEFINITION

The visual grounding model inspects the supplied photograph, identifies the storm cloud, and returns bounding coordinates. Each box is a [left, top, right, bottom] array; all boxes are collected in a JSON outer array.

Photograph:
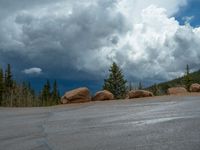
[[0, 0, 200, 86]]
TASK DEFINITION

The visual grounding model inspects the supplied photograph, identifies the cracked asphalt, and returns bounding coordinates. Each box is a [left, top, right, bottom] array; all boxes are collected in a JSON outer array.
[[0, 96, 200, 150]]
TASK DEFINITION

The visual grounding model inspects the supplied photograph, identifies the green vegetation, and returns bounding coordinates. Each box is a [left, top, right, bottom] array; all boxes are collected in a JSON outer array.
[[151, 83, 159, 96], [147, 65, 200, 95], [0, 67, 4, 105], [52, 80, 60, 104], [103, 62, 127, 99], [183, 64, 192, 91], [0, 64, 60, 107], [1, 62, 199, 106], [39, 80, 60, 106], [138, 82, 143, 90], [128, 82, 133, 91]]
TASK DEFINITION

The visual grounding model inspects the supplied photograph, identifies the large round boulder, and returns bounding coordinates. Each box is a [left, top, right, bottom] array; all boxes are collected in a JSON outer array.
[[92, 90, 114, 101], [127, 90, 153, 99], [190, 83, 200, 92], [167, 87, 187, 95], [61, 87, 91, 104]]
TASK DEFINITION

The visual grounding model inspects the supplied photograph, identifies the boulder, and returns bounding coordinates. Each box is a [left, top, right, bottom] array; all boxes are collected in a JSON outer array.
[[92, 90, 114, 101], [127, 90, 153, 99], [190, 83, 200, 92], [167, 87, 187, 95], [61, 87, 91, 104]]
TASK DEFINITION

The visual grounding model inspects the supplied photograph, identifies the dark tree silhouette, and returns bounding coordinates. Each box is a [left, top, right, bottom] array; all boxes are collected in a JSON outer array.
[[103, 62, 127, 99]]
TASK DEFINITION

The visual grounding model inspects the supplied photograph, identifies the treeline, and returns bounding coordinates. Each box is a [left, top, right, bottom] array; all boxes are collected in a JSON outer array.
[[1, 62, 194, 106], [147, 64, 195, 95], [103, 63, 196, 98], [0, 64, 60, 107]]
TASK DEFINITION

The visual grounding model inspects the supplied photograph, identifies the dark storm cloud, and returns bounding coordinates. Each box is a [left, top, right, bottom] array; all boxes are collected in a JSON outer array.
[[0, 0, 130, 80], [0, 0, 200, 86], [0, 0, 64, 20]]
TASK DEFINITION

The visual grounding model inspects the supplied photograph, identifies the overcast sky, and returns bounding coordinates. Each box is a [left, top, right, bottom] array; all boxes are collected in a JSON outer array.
[[0, 0, 200, 92]]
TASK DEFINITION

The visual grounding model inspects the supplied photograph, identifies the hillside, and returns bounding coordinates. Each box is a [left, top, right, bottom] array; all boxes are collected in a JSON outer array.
[[147, 69, 200, 95]]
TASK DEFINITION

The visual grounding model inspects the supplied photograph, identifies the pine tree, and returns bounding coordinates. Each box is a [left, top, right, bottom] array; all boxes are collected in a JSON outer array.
[[103, 62, 127, 99], [46, 80, 51, 100], [152, 83, 159, 96], [138, 82, 143, 90], [5, 64, 13, 90], [0, 67, 4, 106], [4, 64, 13, 106], [128, 82, 133, 91], [27, 82, 35, 98], [52, 80, 60, 104], [183, 64, 192, 91], [40, 80, 51, 106], [186, 64, 189, 75]]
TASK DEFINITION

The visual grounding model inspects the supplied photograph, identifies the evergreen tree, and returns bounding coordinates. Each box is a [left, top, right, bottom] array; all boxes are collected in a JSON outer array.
[[183, 64, 192, 91], [103, 62, 127, 99], [5, 64, 13, 88], [27, 82, 35, 97], [128, 82, 133, 91], [4, 64, 14, 106], [5, 64, 13, 90], [138, 82, 143, 90], [46, 80, 51, 99], [186, 64, 189, 75], [52, 80, 60, 104], [0, 64, 60, 107], [40, 80, 51, 106], [0, 67, 4, 105], [22, 82, 28, 106], [152, 83, 159, 96]]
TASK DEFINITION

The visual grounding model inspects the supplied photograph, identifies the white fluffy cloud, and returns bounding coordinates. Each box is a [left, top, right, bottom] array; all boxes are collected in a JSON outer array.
[[0, 0, 199, 84], [117, 0, 187, 23], [113, 4, 200, 81], [23, 68, 42, 75]]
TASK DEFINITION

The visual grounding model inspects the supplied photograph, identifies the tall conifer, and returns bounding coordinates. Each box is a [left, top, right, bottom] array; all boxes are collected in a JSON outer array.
[[0, 67, 4, 105], [103, 62, 127, 99]]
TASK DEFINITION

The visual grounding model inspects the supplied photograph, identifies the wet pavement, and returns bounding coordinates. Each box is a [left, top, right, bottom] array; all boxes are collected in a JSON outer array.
[[0, 96, 200, 150]]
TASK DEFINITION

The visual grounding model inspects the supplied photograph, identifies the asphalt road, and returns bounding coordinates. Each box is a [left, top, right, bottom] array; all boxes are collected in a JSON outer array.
[[0, 96, 200, 150]]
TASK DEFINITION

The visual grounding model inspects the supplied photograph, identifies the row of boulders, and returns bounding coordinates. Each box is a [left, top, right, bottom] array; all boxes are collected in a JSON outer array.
[[61, 83, 200, 104], [61, 88, 115, 104], [167, 83, 200, 95], [61, 87, 154, 104]]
